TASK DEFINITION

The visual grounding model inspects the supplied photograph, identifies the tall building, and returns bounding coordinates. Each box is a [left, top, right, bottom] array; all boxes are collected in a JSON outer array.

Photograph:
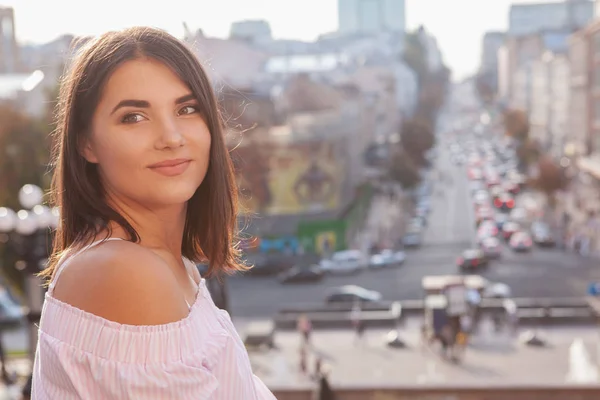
[[508, 0, 594, 37], [479, 31, 506, 92], [229, 20, 273, 45], [480, 32, 506, 74], [0, 6, 20, 73], [338, 0, 405, 34]]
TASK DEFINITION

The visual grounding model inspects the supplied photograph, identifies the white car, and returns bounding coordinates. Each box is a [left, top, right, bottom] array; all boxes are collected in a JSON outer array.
[[369, 250, 406, 268], [320, 250, 367, 274]]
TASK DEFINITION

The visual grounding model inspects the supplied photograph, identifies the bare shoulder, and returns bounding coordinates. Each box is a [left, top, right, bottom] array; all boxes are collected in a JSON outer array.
[[52, 240, 188, 325]]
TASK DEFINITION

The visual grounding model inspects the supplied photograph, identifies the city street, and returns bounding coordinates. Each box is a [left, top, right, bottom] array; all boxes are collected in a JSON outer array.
[[229, 136, 600, 320]]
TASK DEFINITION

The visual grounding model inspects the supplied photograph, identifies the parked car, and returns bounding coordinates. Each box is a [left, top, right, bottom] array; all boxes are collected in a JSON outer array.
[[279, 265, 324, 284], [509, 231, 533, 252], [320, 250, 367, 274], [456, 249, 488, 271], [369, 249, 406, 268], [325, 285, 382, 304]]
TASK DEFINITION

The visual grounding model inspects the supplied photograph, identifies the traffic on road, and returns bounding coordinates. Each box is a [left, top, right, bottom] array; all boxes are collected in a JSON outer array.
[[229, 109, 600, 320]]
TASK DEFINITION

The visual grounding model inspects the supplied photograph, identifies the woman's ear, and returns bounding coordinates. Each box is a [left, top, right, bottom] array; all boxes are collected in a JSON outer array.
[[79, 137, 99, 164]]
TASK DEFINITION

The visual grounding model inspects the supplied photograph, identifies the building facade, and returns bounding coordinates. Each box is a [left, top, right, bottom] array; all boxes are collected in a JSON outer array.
[[509, 0, 594, 37], [338, 0, 405, 34]]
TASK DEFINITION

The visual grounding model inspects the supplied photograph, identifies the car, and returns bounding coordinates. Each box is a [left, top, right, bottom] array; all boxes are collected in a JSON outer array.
[[402, 231, 422, 248], [509, 231, 533, 252], [279, 265, 324, 284], [369, 249, 406, 268], [483, 282, 512, 299], [477, 220, 499, 241], [480, 237, 502, 259], [456, 249, 488, 271], [472, 190, 490, 206], [510, 208, 528, 224], [468, 167, 483, 180], [475, 207, 494, 225], [325, 285, 382, 304], [320, 250, 367, 274], [493, 193, 516, 212], [530, 222, 556, 247], [494, 213, 509, 230], [501, 221, 521, 241], [502, 181, 520, 195], [489, 186, 504, 200]]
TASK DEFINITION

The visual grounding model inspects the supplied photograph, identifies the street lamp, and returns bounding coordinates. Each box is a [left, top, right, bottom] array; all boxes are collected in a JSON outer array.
[[0, 184, 57, 390]]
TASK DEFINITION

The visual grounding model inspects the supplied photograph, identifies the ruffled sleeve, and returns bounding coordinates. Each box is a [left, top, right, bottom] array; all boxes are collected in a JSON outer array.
[[33, 281, 275, 400]]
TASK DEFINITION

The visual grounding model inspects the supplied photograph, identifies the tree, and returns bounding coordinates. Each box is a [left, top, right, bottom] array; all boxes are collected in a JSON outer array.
[[529, 155, 568, 207], [0, 105, 52, 294], [403, 29, 429, 87], [400, 117, 435, 166], [0, 105, 50, 209], [388, 147, 421, 189], [503, 109, 530, 141]]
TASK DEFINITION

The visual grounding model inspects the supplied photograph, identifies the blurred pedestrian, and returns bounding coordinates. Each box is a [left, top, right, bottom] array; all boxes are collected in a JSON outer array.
[[297, 314, 313, 347]]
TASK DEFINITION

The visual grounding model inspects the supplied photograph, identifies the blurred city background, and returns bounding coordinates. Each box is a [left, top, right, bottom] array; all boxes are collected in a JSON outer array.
[[1, 0, 600, 399]]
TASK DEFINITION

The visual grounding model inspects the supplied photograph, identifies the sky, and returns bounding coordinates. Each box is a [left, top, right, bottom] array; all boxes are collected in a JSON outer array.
[[2, 0, 551, 79]]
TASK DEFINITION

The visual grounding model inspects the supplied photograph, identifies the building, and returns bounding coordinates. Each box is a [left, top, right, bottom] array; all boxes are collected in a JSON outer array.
[[229, 20, 273, 45], [528, 32, 570, 153], [507, 31, 570, 109], [509, 0, 594, 37], [503, 1, 593, 101], [556, 21, 600, 255], [337, 0, 406, 35], [481, 32, 506, 75], [497, 45, 511, 101], [529, 51, 570, 155], [0, 7, 20, 73], [479, 32, 506, 94]]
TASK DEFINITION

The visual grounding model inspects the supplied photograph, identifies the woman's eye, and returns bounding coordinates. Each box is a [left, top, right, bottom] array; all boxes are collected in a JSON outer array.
[[179, 105, 198, 116], [121, 113, 144, 124]]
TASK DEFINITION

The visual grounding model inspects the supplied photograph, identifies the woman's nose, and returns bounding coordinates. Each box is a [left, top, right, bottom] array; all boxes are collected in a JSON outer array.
[[157, 118, 185, 149]]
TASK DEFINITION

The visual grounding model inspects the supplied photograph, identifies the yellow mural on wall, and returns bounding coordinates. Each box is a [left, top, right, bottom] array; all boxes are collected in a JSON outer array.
[[234, 140, 344, 216]]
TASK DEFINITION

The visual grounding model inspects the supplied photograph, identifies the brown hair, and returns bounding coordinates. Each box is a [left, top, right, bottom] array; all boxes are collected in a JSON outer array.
[[42, 27, 245, 279]]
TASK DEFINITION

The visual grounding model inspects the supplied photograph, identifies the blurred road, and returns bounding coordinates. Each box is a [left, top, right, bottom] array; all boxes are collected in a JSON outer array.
[[229, 136, 600, 320]]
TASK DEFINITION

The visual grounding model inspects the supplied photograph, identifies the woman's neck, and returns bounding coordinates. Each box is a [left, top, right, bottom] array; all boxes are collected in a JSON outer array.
[[107, 200, 187, 257]]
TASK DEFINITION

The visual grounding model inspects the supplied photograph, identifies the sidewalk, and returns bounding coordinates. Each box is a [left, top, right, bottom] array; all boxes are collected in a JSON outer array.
[[250, 319, 600, 389]]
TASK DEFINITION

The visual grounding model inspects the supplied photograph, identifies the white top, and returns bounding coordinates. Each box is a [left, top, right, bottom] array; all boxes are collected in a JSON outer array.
[[32, 238, 276, 399]]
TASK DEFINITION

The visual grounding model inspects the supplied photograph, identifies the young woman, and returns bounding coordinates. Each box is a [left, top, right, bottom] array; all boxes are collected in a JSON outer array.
[[31, 27, 275, 399]]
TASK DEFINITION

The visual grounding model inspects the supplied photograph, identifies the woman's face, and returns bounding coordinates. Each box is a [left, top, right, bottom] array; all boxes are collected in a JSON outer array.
[[84, 58, 211, 209]]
